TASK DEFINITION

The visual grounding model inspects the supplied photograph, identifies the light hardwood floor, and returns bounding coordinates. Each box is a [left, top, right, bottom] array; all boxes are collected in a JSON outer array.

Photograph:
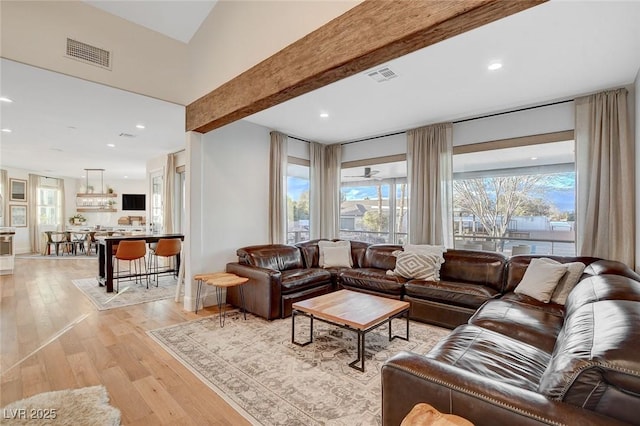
[[0, 257, 250, 425]]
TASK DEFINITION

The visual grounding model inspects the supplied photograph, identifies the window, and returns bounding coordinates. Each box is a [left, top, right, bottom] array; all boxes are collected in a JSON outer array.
[[340, 160, 407, 244], [38, 177, 62, 227], [452, 135, 576, 256], [286, 162, 310, 244], [150, 172, 163, 232]]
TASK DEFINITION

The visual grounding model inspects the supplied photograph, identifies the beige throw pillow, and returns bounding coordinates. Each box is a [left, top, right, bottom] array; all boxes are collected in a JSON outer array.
[[321, 246, 352, 268], [538, 258, 586, 305], [391, 251, 444, 281], [318, 240, 353, 268], [514, 258, 568, 303], [401, 244, 446, 279]]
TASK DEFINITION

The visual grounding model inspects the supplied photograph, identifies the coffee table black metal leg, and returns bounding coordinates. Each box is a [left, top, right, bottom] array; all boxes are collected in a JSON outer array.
[[388, 310, 410, 342], [291, 311, 313, 346], [349, 330, 366, 372]]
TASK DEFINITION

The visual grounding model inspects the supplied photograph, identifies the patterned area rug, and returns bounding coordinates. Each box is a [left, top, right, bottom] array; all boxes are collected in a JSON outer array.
[[1, 385, 120, 425], [148, 312, 450, 425], [72, 276, 179, 310]]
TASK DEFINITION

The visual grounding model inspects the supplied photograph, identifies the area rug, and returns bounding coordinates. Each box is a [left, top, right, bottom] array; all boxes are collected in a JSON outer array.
[[72, 276, 179, 311], [148, 312, 450, 425], [1, 385, 120, 425]]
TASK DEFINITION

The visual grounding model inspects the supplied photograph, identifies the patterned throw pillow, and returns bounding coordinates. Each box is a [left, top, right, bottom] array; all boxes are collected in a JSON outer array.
[[392, 251, 444, 281]]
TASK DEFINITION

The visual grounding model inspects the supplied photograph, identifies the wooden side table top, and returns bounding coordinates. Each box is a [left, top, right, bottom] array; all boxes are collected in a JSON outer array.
[[205, 273, 249, 288], [292, 289, 409, 330], [194, 272, 234, 281]]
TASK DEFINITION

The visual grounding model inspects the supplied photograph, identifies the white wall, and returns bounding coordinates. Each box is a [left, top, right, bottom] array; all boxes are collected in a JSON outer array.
[[185, 120, 271, 310]]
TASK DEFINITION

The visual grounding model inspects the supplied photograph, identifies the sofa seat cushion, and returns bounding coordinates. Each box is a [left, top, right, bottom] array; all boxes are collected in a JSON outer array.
[[405, 280, 500, 310], [469, 300, 564, 353], [427, 324, 551, 391], [280, 268, 332, 294], [499, 292, 565, 317], [538, 300, 640, 423], [340, 268, 406, 296]]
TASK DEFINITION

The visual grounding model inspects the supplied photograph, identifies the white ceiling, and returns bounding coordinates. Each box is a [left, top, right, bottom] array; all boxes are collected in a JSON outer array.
[[1, 1, 639, 183], [245, 1, 640, 143], [83, 1, 218, 43]]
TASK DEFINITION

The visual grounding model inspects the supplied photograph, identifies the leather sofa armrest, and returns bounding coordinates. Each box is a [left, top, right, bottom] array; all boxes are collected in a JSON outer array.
[[225, 262, 282, 320], [382, 351, 625, 426]]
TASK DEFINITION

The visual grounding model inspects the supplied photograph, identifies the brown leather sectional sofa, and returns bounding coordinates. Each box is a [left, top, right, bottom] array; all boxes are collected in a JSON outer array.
[[226, 239, 640, 424], [382, 270, 640, 425], [226, 240, 508, 324]]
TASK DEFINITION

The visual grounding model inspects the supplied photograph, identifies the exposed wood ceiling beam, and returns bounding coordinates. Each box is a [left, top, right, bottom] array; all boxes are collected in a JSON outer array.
[[186, 0, 546, 134]]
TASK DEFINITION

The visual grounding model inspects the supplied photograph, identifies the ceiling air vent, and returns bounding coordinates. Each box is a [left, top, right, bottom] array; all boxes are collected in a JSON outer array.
[[367, 67, 398, 83], [66, 38, 112, 70], [119, 133, 136, 138]]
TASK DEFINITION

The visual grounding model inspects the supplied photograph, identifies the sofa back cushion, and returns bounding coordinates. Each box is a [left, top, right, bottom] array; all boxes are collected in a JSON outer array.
[[504, 255, 600, 293], [538, 300, 640, 424], [363, 244, 402, 270], [440, 250, 507, 292], [564, 275, 640, 317], [296, 239, 370, 268], [237, 244, 303, 271]]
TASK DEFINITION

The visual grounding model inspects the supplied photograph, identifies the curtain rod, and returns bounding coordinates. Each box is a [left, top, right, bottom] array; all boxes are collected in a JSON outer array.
[[288, 98, 574, 146]]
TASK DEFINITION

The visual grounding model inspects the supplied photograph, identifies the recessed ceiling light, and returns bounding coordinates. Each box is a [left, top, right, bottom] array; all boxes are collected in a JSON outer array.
[[488, 62, 503, 71], [107, 143, 115, 148], [123, 176, 128, 179], [531, 157, 538, 160], [319, 113, 329, 118], [136, 124, 145, 129], [1, 128, 12, 133], [0, 97, 13, 103]]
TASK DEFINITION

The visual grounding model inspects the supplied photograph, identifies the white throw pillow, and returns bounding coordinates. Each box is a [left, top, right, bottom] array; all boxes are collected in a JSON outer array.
[[514, 258, 568, 303], [391, 251, 444, 281], [321, 246, 352, 268], [399, 245, 446, 279], [538, 258, 586, 305], [318, 240, 353, 267]]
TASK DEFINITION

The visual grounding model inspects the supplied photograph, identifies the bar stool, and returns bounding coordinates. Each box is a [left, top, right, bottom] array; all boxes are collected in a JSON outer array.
[[114, 240, 148, 292], [147, 238, 182, 286]]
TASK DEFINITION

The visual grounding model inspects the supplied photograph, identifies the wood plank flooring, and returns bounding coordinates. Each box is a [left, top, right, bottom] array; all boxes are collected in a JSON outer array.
[[0, 257, 250, 425]]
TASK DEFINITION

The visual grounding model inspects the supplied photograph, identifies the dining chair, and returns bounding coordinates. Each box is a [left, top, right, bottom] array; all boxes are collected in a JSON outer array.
[[114, 240, 148, 291], [44, 231, 73, 256], [147, 238, 182, 286], [71, 232, 87, 255]]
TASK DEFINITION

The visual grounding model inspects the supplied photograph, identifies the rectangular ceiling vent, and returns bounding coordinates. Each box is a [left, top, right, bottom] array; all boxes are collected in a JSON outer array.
[[119, 133, 136, 138], [367, 67, 398, 83], [66, 38, 112, 70]]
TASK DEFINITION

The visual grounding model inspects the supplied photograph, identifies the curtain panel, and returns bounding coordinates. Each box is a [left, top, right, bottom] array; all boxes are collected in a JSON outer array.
[[0, 169, 7, 226], [163, 153, 176, 234], [269, 131, 288, 244], [28, 174, 39, 253], [407, 123, 454, 246], [575, 88, 635, 268], [309, 142, 341, 239]]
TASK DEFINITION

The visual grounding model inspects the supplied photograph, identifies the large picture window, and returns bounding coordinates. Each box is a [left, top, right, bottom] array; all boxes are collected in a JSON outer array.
[[340, 160, 407, 244], [453, 134, 576, 256]]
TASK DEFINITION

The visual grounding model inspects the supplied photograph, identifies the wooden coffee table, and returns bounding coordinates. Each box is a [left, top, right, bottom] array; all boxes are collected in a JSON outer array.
[[291, 289, 410, 372]]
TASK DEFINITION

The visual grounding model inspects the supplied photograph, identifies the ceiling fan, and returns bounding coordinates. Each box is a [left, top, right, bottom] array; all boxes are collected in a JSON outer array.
[[346, 167, 380, 178]]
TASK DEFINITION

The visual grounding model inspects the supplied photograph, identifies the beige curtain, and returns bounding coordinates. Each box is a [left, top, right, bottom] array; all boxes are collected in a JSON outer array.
[[407, 123, 454, 246], [0, 169, 7, 226], [163, 153, 175, 234], [576, 88, 635, 268], [309, 142, 341, 239], [269, 131, 288, 244], [321, 143, 341, 239], [309, 142, 323, 240], [28, 174, 39, 253]]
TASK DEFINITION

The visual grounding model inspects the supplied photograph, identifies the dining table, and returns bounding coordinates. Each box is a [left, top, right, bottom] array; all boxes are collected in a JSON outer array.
[[97, 233, 184, 292]]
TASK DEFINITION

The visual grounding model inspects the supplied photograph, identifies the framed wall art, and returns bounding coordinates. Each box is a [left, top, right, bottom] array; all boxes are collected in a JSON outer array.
[[10, 204, 27, 227], [9, 179, 27, 202]]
